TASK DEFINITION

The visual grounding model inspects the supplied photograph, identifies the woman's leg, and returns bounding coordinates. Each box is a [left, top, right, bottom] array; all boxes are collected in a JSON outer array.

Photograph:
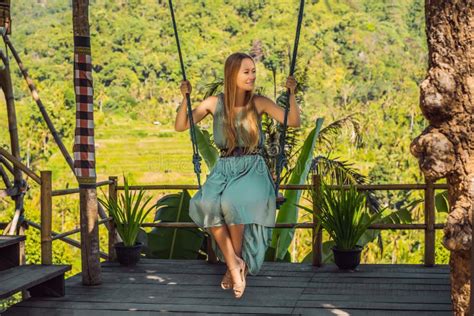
[[227, 224, 244, 257], [209, 226, 243, 283]]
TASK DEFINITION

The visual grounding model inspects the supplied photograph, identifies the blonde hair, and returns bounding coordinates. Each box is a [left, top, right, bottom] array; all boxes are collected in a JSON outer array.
[[223, 52, 260, 155]]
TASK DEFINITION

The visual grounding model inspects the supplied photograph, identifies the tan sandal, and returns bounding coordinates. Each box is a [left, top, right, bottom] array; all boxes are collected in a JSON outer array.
[[230, 257, 247, 299], [222, 257, 248, 290], [220, 269, 232, 290]]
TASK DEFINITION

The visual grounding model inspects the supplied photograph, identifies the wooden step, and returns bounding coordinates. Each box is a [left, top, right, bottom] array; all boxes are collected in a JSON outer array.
[[0, 236, 25, 249], [0, 236, 26, 271], [0, 264, 71, 299]]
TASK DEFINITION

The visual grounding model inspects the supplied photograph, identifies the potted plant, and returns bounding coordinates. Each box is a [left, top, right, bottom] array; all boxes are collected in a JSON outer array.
[[312, 180, 381, 270], [99, 176, 156, 266]]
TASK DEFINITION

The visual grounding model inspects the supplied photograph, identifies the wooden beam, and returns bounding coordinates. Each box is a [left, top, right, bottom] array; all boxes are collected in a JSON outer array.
[[79, 187, 101, 284], [51, 217, 111, 241], [0, 155, 13, 174], [0, 48, 27, 236], [424, 178, 435, 267], [51, 180, 113, 197], [0, 163, 11, 188], [25, 220, 108, 260], [40, 171, 52, 265], [118, 183, 449, 191], [0, 148, 40, 184], [312, 174, 322, 267], [139, 222, 445, 230], [107, 177, 118, 262]]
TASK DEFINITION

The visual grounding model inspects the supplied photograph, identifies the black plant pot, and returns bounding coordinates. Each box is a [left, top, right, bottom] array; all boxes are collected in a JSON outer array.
[[115, 242, 143, 266], [332, 245, 363, 270]]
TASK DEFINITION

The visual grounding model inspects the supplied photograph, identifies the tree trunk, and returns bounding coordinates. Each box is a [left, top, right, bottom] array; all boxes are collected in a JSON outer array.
[[410, 1, 473, 314], [72, 0, 101, 286]]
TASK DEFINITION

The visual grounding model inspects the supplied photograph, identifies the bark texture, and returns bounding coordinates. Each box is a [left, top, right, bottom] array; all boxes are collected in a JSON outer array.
[[411, 1, 473, 314]]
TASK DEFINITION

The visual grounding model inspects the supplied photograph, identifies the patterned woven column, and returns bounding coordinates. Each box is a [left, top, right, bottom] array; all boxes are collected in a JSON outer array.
[[72, 0, 101, 284], [73, 35, 96, 185], [0, 0, 11, 34]]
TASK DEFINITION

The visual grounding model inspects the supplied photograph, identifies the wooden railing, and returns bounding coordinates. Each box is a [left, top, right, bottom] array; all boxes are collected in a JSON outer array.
[[107, 175, 447, 267], [35, 172, 113, 263], [2, 171, 448, 268]]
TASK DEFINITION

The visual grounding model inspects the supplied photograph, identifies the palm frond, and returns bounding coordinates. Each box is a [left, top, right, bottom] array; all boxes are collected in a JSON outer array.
[[317, 113, 363, 150], [203, 79, 224, 99], [204, 79, 265, 99], [310, 155, 382, 214], [310, 155, 366, 185]]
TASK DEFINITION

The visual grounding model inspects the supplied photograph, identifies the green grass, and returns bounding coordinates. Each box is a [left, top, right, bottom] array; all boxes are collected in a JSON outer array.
[[0, 94, 213, 187], [95, 114, 211, 185]]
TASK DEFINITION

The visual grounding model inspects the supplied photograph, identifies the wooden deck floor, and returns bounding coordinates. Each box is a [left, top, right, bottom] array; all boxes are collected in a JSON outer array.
[[4, 259, 452, 315]]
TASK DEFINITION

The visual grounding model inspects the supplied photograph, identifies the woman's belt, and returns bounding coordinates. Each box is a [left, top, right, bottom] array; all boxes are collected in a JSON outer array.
[[219, 147, 263, 157]]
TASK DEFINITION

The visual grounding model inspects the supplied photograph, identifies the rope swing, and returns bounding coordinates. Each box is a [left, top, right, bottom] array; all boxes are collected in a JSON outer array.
[[168, 0, 305, 203], [274, 0, 305, 207], [168, 0, 202, 189]]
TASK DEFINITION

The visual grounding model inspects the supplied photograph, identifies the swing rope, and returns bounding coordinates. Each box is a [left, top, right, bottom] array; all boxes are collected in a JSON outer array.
[[274, 0, 305, 208], [168, 0, 202, 189], [168, 0, 305, 198]]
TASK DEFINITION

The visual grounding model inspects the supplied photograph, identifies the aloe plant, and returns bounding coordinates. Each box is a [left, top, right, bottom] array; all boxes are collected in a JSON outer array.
[[299, 191, 417, 263], [98, 176, 156, 247], [312, 181, 382, 250]]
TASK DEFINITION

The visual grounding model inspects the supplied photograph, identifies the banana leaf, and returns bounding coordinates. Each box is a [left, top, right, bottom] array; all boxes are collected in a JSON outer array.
[[195, 126, 219, 170], [145, 190, 205, 259], [270, 118, 324, 260], [265, 246, 291, 262], [435, 190, 449, 213]]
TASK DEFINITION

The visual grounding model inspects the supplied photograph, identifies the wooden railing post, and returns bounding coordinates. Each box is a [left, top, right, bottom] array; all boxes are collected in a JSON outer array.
[[18, 222, 26, 265], [312, 174, 322, 267], [424, 178, 435, 267], [40, 171, 52, 265], [108, 176, 118, 262], [79, 184, 101, 285]]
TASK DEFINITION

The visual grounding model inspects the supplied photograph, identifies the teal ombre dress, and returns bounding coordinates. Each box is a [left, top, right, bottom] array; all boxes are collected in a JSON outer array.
[[189, 93, 276, 275]]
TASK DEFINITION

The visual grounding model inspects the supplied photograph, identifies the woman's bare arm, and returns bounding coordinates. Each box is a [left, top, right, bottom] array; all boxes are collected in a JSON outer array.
[[255, 76, 301, 127], [174, 96, 217, 132]]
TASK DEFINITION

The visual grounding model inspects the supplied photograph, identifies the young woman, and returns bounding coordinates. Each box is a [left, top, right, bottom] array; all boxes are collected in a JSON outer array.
[[174, 52, 300, 298]]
